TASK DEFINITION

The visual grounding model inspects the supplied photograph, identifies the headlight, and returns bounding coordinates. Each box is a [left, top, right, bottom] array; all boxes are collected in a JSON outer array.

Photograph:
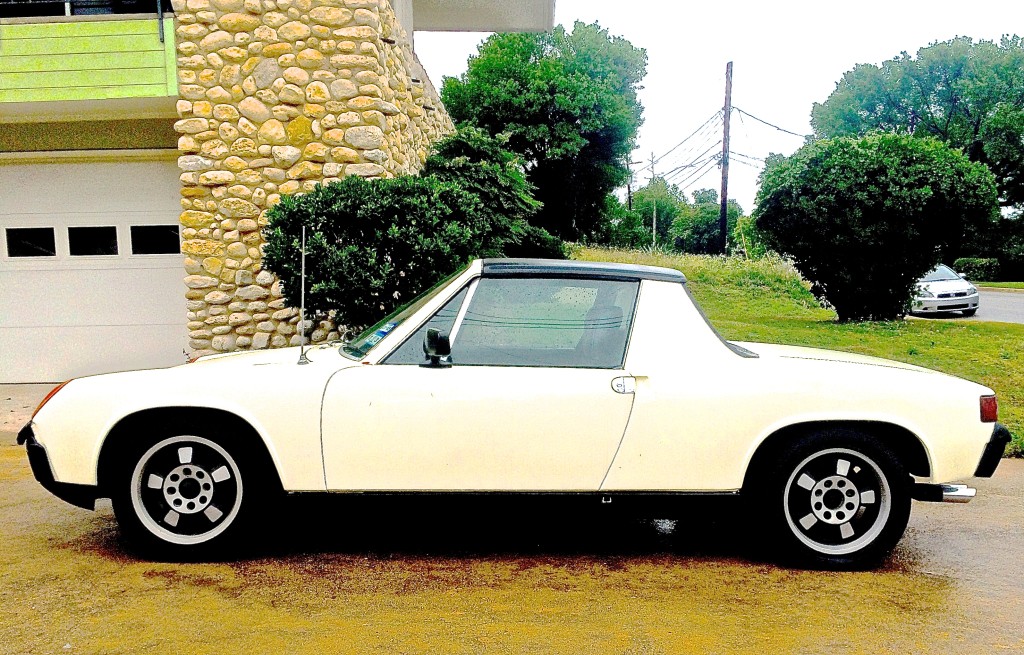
[[968, 285, 978, 294], [917, 288, 934, 298]]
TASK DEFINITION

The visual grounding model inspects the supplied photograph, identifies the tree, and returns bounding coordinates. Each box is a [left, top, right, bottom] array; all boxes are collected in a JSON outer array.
[[630, 177, 685, 246], [753, 134, 999, 321], [263, 131, 563, 332], [811, 36, 1024, 210], [670, 188, 743, 254], [441, 22, 647, 241]]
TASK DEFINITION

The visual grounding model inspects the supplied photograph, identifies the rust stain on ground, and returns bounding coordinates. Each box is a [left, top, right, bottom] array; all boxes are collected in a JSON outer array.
[[2, 440, 1022, 654]]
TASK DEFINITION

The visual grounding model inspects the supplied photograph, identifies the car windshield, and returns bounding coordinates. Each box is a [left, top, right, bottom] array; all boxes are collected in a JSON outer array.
[[340, 265, 469, 360], [921, 265, 959, 282]]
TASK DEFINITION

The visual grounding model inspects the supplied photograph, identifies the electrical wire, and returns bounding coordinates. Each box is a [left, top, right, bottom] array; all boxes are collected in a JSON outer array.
[[732, 107, 810, 138], [661, 141, 722, 180], [637, 110, 724, 173], [673, 154, 721, 191]]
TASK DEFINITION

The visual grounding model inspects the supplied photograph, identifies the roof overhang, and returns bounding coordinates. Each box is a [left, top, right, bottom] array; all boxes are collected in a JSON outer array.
[[411, 0, 555, 32]]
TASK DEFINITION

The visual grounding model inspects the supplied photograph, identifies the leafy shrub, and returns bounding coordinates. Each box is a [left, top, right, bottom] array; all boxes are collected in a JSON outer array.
[[754, 134, 999, 321], [263, 130, 565, 333], [953, 257, 1000, 281], [263, 175, 485, 331]]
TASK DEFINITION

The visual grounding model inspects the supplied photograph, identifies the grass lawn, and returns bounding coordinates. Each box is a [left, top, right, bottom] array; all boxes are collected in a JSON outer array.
[[576, 247, 1024, 457], [977, 282, 1024, 290]]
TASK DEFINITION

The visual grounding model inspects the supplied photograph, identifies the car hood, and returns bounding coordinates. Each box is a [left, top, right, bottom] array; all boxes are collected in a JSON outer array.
[[731, 341, 937, 374], [187, 343, 352, 369], [916, 279, 974, 296]]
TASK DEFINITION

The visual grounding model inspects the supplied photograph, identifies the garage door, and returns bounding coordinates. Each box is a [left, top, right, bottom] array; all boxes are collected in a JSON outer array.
[[0, 156, 186, 383]]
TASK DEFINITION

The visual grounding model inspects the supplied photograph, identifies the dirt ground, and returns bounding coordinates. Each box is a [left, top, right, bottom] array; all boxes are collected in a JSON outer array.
[[3, 386, 1023, 654]]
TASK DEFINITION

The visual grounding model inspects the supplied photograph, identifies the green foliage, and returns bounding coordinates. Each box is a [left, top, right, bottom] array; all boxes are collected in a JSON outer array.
[[631, 177, 683, 246], [670, 188, 743, 254], [811, 36, 1024, 211], [263, 130, 565, 332], [732, 214, 769, 259], [263, 175, 481, 331], [441, 21, 647, 241], [753, 133, 1000, 321], [600, 195, 650, 249], [953, 257, 1000, 281]]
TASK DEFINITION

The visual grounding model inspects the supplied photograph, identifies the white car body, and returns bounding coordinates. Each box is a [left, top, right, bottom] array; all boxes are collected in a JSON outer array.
[[912, 265, 980, 315], [21, 258, 1010, 564]]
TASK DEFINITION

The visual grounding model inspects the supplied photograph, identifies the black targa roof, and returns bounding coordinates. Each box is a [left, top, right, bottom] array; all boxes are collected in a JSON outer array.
[[480, 259, 686, 283]]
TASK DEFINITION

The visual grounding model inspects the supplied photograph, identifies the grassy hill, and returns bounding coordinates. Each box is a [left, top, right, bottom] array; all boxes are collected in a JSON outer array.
[[575, 247, 1023, 457]]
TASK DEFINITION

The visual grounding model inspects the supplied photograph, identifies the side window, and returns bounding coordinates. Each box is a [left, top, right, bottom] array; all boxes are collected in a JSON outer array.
[[382, 286, 470, 364], [453, 277, 638, 368]]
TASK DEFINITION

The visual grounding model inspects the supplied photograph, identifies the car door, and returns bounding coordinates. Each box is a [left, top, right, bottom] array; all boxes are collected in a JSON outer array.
[[320, 276, 640, 491]]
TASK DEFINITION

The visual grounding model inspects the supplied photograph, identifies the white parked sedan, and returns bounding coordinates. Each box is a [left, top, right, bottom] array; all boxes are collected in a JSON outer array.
[[912, 264, 980, 316], [19, 259, 1011, 567]]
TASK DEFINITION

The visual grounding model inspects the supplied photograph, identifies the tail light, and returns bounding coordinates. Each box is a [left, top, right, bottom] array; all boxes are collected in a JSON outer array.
[[980, 395, 998, 423], [32, 380, 73, 419]]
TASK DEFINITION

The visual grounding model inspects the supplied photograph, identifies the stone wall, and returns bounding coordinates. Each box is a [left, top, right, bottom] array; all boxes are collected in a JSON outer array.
[[170, 0, 454, 356]]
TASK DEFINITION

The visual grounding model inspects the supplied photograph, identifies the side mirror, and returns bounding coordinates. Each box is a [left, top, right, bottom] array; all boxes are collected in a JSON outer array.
[[420, 328, 452, 368]]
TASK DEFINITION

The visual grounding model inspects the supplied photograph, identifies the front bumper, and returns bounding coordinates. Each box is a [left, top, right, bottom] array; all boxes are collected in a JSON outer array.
[[16, 423, 98, 511], [912, 293, 979, 313]]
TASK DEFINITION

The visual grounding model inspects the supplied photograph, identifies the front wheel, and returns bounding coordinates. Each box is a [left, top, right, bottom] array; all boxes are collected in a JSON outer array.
[[962, 308, 978, 317], [111, 433, 253, 558], [755, 432, 911, 569]]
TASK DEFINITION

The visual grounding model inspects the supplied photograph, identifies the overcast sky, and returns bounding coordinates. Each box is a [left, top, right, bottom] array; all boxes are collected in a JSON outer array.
[[414, 0, 1018, 214]]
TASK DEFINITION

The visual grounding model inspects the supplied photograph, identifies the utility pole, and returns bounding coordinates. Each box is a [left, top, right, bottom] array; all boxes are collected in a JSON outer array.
[[719, 61, 733, 254], [650, 152, 657, 248]]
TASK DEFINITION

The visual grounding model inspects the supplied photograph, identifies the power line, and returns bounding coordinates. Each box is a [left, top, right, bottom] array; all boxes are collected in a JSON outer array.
[[673, 154, 721, 191], [732, 107, 810, 139], [638, 110, 724, 172], [662, 140, 722, 180], [657, 121, 723, 175], [730, 157, 763, 170], [729, 149, 765, 163]]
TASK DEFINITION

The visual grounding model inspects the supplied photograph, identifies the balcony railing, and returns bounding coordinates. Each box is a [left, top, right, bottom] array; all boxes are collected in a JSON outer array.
[[0, 0, 169, 19]]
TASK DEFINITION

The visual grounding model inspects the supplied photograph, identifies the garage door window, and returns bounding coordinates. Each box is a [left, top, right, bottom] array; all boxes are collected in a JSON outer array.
[[68, 226, 118, 256], [131, 225, 181, 255], [5, 227, 56, 258]]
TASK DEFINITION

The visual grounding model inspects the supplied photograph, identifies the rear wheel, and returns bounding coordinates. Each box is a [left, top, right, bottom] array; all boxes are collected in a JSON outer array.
[[754, 430, 911, 569], [110, 431, 260, 558]]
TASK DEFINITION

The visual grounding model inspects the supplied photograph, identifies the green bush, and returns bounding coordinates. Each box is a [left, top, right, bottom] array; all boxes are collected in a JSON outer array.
[[953, 258, 1000, 281], [754, 134, 999, 321], [263, 175, 485, 331], [262, 130, 565, 333]]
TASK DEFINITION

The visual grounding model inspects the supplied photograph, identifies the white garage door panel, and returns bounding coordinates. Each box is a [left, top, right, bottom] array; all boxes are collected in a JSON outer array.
[[0, 157, 186, 383], [2, 324, 185, 382], [1, 266, 183, 327]]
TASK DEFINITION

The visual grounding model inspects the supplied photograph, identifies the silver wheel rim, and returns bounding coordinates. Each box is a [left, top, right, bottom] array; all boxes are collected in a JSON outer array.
[[130, 435, 243, 546], [783, 447, 892, 556]]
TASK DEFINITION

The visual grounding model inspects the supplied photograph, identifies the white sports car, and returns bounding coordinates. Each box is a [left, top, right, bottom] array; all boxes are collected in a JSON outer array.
[[19, 259, 1010, 567]]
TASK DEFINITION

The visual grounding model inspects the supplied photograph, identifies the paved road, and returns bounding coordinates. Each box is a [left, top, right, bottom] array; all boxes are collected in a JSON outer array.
[[914, 288, 1024, 324]]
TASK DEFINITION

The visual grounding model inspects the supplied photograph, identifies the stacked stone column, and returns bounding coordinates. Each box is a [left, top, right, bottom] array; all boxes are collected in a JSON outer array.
[[171, 0, 453, 356]]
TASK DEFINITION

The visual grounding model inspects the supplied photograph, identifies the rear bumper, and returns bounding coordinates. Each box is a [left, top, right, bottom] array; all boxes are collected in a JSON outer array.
[[975, 423, 1011, 478], [17, 423, 98, 511]]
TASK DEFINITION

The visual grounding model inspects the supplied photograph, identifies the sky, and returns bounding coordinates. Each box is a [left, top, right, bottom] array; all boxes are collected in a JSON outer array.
[[414, 0, 1019, 214]]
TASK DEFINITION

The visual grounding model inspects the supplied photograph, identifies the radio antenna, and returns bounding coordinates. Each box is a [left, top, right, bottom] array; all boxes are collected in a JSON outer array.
[[296, 226, 310, 365]]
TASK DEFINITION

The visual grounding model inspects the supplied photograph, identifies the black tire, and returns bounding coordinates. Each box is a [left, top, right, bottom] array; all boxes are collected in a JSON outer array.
[[750, 429, 911, 569], [109, 428, 268, 559], [962, 308, 978, 317]]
